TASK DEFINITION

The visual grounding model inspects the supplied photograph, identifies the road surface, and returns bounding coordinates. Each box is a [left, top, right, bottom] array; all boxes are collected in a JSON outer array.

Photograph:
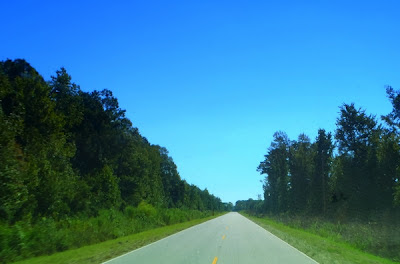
[[103, 212, 318, 264]]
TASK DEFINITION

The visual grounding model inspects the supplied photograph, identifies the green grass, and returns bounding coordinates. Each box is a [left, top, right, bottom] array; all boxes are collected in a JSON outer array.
[[1, 204, 219, 263], [242, 213, 400, 264], [262, 212, 400, 261], [12, 213, 223, 264]]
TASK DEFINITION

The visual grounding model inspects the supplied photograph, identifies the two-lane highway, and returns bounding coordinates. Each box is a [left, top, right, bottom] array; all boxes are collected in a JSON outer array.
[[103, 212, 318, 264]]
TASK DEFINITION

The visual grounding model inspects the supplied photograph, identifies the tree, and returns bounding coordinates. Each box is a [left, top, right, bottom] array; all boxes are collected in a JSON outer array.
[[381, 86, 400, 207], [334, 103, 380, 214], [289, 134, 313, 212], [377, 131, 400, 208], [49, 68, 83, 131], [0, 105, 28, 222], [309, 129, 333, 214], [158, 146, 184, 207], [258, 131, 290, 213], [382, 86, 400, 132], [0, 59, 80, 219], [86, 165, 121, 210]]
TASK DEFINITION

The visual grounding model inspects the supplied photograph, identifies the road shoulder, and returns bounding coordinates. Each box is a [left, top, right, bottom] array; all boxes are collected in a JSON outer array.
[[242, 213, 397, 264]]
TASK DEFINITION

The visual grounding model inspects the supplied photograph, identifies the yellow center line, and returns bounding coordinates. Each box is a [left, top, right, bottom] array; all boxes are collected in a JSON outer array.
[[222, 235, 226, 240], [212, 257, 218, 264]]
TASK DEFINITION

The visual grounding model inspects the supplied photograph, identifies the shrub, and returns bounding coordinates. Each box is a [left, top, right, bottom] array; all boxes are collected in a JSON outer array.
[[0, 206, 213, 263]]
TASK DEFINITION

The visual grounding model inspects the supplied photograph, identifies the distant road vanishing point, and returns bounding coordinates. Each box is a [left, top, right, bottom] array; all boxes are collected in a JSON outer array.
[[103, 212, 318, 264]]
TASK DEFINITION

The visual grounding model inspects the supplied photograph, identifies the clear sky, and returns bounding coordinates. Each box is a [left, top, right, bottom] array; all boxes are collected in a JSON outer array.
[[1, 0, 399, 204]]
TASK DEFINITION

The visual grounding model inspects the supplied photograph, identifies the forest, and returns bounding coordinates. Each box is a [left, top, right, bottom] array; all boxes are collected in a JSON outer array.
[[0, 59, 226, 262], [256, 89, 400, 216], [236, 86, 400, 260]]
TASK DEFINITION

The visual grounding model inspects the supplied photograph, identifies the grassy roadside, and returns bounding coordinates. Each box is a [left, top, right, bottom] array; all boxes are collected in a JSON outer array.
[[12, 213, 224, 264], [242, 213, 399, 264]]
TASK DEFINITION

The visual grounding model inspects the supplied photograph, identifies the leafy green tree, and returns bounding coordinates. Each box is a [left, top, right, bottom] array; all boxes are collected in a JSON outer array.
[[258, 131, 290, 213], [309, 129, 333, 214], [72, 90, 122, 174], [158, 146, 184, 207], [0, 106, 28, 222], [86, 165, 121, 210], [234, 199, 264, 214], [49, 68, 83, 131], [0, 59, 81, 219], [381, 86, 400, 207], [289, 134, 313, 212], [334, 103, 380, 214], [377, 131, 400, 208], [382, 86, 400, 131]]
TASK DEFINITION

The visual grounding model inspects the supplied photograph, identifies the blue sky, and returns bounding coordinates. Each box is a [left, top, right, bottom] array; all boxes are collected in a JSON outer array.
[[1, 0, 399, 203]]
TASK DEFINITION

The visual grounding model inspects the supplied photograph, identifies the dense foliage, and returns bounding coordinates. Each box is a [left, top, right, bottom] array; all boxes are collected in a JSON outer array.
[[256, 91, 400, 217], [234, 199, 263, 213], [0, 59, 225, 262], [248, 87, 400, 260], [0, 202, 211, 262]]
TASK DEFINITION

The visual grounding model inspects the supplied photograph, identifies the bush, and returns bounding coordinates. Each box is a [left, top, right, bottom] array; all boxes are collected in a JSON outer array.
[[124, 206, 136, 219], [135, 202, 157, 222], [0, 206, 214, 263]]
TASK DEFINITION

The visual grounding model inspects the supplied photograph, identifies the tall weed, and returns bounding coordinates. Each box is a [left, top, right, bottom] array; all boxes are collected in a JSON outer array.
[[262, 213, 400, 262], [0, 206, 213, 263]]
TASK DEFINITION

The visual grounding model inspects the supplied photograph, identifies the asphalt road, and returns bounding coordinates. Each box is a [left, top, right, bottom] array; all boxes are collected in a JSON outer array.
[[103, 212, 318, 264]]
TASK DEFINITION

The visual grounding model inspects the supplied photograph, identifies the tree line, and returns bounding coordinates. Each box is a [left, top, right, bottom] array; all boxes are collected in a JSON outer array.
[[255, 87, 400, 218], [0, 59, 225, 224]]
